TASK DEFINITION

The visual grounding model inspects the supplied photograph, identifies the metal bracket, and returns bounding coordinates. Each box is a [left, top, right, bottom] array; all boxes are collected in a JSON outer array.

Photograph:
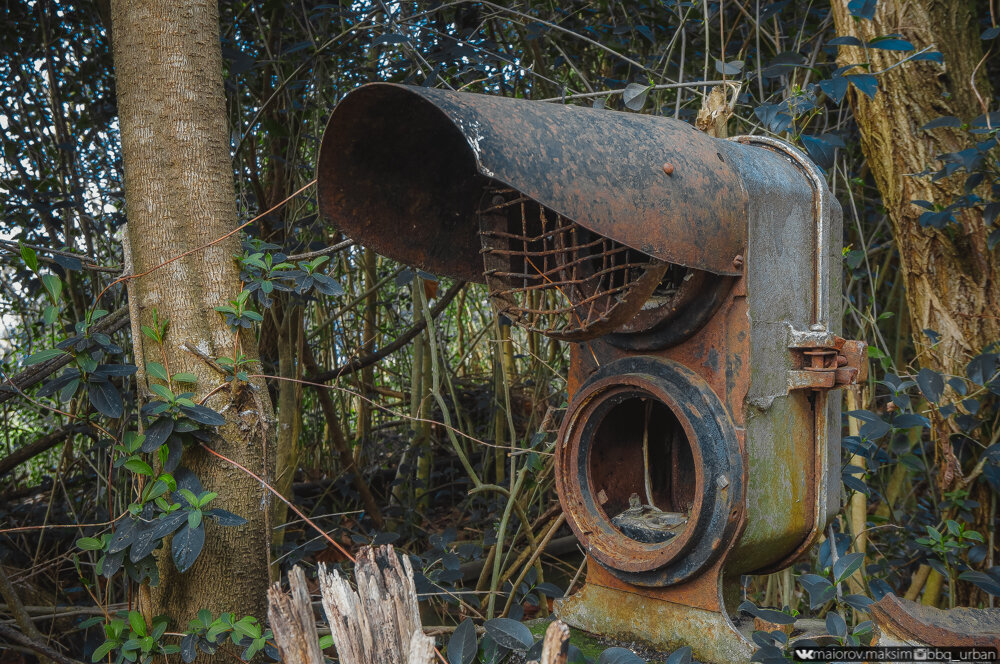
[[788, 334, 868, 391]]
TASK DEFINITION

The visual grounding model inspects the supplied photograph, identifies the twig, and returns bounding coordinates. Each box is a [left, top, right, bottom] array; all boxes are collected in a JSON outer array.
[[0, 623, 82, 664]]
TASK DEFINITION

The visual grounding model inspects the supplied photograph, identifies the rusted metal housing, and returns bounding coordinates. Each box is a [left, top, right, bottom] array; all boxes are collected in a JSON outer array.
[[316, 83, 747, 282], [316, 84, 852, 664]]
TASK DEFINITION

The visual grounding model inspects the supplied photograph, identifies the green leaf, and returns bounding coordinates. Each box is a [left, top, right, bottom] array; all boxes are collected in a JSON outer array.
[[198, 491, 218, 507], [188, 510, 202, 529], [41, 273, 63, 301], [77, 537, 105, 551], [178, 404, 226, 426], [149, 383, 174, 402], [123, 458, 154, 476], [89, 380, 124, 419], [833, 552, 865, 583], [20, 243, 38, 271], [483, 618, 533, 651], [319, 634, 333, 650], [146, 362, 169, 381], [172, 372, 198, 384], [172, 524, 205, 573], [599, 647, 647, 664], [178, 489, 198, 507], [128, 611, 146, 637], [43, 304, 60, 325], [91, 640, 116, 662], [447, 618, 477, 664], [24, 348, 67, 366], [622, 83, 650, 111]]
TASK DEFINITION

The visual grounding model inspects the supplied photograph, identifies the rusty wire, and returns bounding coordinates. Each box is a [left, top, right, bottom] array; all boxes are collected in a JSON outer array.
[[479, 188, 667, 340]]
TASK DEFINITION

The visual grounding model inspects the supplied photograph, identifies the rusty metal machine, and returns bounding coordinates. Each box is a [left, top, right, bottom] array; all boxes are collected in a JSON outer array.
[[315, 83, 867, 663]]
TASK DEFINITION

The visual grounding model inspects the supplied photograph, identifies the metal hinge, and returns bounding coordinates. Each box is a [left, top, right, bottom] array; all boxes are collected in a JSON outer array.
[[787, 336, 868, 391]]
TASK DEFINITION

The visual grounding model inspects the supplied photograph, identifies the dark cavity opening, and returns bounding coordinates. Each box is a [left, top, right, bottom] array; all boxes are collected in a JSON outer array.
[[588, 393, 696, 543]]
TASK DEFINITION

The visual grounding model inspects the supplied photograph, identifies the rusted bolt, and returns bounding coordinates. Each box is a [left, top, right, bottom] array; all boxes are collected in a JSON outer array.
[[716, 475, 730, 489], [732, 255, 744, 269], [661, 162, 675, 175]]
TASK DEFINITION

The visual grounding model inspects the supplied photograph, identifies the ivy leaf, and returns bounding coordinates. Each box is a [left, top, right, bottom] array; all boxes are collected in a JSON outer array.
[[89, 379, 124, 418], [958, 570, 1000, 595], [834, 552, 865, 583], [847, 410, 891, 439], [24, 348, 67, 365], [129, 521, 162, 562], [178, 404, 226, 426], [108, 520, 137, 554], [77, 536, 104, 551], [206, 508, 247, 526], [845, 74, 878, 99], [847, 0, 877, 19], [921, 116, 961, 130], [827, 36, 863, 47], [124, 458, 153, 476], [598, 647, 646, 664], [867, 37, 914, 51], [826, 611, 847, 637], [20, 243, 39, 271], [818, 77, 849, 104], [172, 524, 206, 573], [844, 594, 875, 611], [714, 58, 744, 74], [148, 510, 188, 540], [142, 417, 174, 453], [447, 618, 477, 664], [916, 367, 944, 402], [622, 83, 650, 111], [149, 383, 174, 402], [738, 600, 796, 625], [483, 618, 533, 651]]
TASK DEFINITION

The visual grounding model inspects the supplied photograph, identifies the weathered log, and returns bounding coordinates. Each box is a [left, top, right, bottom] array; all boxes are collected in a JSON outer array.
[[267, 566, 323, 664], [318, 545, 436, 664], [267, 546, 441, 663]]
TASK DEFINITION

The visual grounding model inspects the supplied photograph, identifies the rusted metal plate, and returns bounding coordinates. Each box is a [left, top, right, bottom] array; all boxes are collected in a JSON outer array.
[[555, 562, 754, 664], [316, 83, 748, 281], [871, 594, 1000, 647]]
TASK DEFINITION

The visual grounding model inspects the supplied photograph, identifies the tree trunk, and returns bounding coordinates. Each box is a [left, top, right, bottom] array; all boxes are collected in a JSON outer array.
[[110, 0, 275, 637], [831, 0, 999, 492]]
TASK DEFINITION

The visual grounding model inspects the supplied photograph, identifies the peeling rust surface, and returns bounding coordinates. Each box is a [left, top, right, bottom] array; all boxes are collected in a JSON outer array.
[[872, 594, 1000, 647], [316, 83, 748, 280], [555, 563, 753, 664]]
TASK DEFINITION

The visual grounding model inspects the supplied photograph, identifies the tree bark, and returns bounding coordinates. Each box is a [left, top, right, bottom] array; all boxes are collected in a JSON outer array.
[[831, 0, 998, 491], [110, 0, 275, 638]]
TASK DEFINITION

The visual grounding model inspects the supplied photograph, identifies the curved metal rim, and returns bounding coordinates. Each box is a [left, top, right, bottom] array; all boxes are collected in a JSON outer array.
[[555, 357, 743, 586]]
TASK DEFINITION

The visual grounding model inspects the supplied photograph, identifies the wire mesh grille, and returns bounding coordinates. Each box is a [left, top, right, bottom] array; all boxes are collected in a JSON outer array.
[[479, 188, 668, 340]]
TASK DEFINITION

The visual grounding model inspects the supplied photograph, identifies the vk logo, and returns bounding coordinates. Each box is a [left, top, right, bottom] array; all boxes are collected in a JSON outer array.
[[794, 649, 817, 660]]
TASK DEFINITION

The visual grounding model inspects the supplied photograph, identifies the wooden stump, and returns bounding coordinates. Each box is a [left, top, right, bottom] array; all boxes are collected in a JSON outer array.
[[268, 544, 435, 664], [527, 620, 571, 664]]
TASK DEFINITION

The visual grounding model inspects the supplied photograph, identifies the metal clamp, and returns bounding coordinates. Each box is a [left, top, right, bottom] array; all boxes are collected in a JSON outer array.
[[788, 334, 868, 391]]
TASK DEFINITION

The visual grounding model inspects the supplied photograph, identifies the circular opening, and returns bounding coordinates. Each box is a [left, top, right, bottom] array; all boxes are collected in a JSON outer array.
[[587, 392, 696, 544]]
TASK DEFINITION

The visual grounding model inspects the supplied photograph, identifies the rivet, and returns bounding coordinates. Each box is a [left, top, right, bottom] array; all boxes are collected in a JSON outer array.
[[732, 255, 744, 269], [662, 162, 675, 175], [717, 475, 730, 488]]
